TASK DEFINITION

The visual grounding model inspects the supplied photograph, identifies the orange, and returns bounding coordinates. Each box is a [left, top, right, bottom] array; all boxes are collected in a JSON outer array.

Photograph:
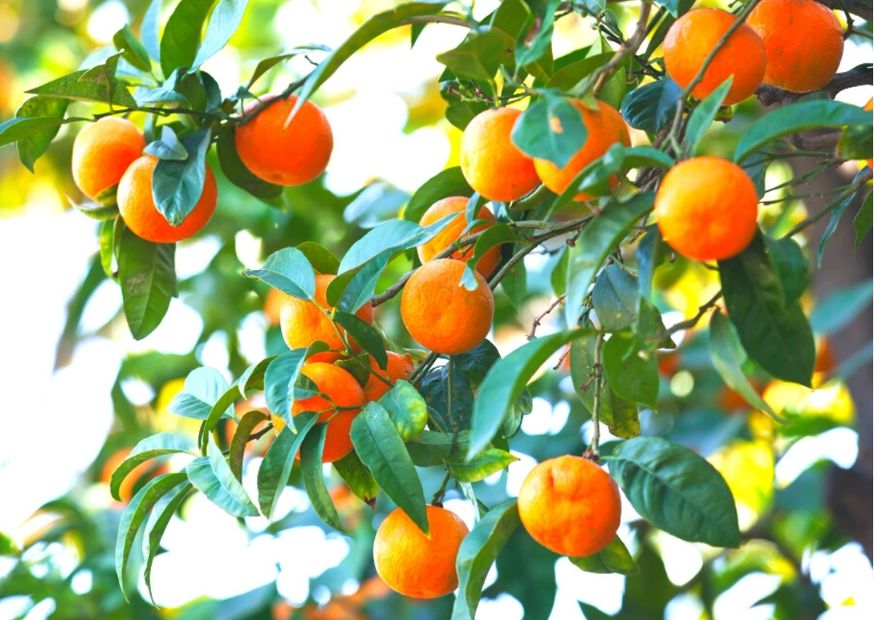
[[654, 157, 758, 261], [747, 0, 844, 93], [235, 95, 333, 186], [417, 196, 501, 276], [100, 447, 169, 503], [279, 274, 374, 351], [117, 155, 217, 243], [533, 100, 630, 201], [865, 99, 873, 171], [400, 258, 494, 355], [517, 455, 620, 557], [264, 287, 287, 326], [363, 351, 414, 401], [460, 107, 540, 202], [71, 117, 145, 199], [664, 8, 766, 105], [272, 362, 365, 463], [373, 505, 469, 598]]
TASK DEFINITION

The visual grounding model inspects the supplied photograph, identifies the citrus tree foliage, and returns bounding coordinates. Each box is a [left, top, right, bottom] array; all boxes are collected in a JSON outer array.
[[0, 0, 872, 617]]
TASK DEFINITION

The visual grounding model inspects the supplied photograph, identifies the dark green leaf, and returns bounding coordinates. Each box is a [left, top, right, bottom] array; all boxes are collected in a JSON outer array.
[[838, 122, 873, 160], [451, 499, 520, 620], [113, 24, 152, 72], [684, 77, 731, 155], [449, 449, 517, 482], [28, 65, 136, 107], [620, 78, 681, 134], [117, 228, 176, 339], [334, 311, 387, 367], [144, 125, 188, 160], [351, 402, 428, 533], [160, 0, 215, 76], [452, 339, 501, 389], [564, 192, 653, 327], [636, 226, 666, 300], [734, 100, 872, 162], [334, 252, 391, 313], [168, 367, 229, 420], [297, 241, 340, 275], [215, 125, 283, 200], [592, 265, 639, 332], [407, 430, 471, 466], [14, 97, 68, 172], [186, 442, 259, 517], [419, 363, 474, 432], [301, 424, 347, 531], [405, 166, 472, 222], [192, 0, 250, 70], [469, 331, 578, 458], [719, 233, 815, 385], [569, 536, 638, 575], [110, 433, 195, 501], [437, 29, 514, 84], [333, 450, 379, 506], [0, 117, 64, 149], [378, 380, 428, 441], [501, 261, 528, 310], [551, 247, 570, 296], [603, 334, 658, 409], [263, 349, 308, 422], [199, 383, 241, 451], [152, 128, 211, 226], [229, 410, 268, 481], [766, 236, 808, 303], [817, 189, 858, 267], [601, 437, 740, 547], [709, 312, 779, 418], [244, 247, 316, 300], [257, 413, 318, 518], [853, 191, 872, 249], [511, 91, 587, 168], [514, 0, 560, 69]]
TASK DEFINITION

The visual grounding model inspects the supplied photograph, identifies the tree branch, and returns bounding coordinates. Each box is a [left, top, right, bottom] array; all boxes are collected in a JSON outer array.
[[818, 0, 872, 22], [756, 64, 873, 107]]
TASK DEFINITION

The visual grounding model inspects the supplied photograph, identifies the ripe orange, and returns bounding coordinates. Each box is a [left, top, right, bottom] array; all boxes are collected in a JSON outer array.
[[279, 274, 374, 351], [460, 107, 540, 202], [654, 157, 758, 261], [865, 99, 873, 171], [72, 117, 145, 199], [747, 0, 844, 93], [417, 196, 501, 276], [533, 100, 630, 201], [117, 155, 217, 243], [235, 95, 333, 186], [272, 362, 365, 463], [664, 8, 766, 105], [400, 258, 494, 355], [264, 287, 287, 326], [373, 505, 469, 599], [363, 351, 414, 401], [518, 455, 621, 557]]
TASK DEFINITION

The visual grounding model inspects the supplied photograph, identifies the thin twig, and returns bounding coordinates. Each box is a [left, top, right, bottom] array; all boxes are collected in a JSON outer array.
[[591, 1, 653, 96], [527, 294, 566, 339]]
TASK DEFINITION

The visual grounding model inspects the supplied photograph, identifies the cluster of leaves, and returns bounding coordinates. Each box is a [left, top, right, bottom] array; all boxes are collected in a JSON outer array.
[[1, 0, 872, 617]]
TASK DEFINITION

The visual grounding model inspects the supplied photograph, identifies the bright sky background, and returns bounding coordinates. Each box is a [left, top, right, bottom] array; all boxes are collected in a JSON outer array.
[[1, 1, 872, 618]]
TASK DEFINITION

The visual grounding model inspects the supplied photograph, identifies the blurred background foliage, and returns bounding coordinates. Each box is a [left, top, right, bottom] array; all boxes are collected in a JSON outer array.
[[0, 1, 872, 619]]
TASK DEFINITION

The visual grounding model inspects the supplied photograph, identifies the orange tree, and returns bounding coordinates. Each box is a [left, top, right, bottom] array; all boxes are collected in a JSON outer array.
[[0, 0, 872, 617]]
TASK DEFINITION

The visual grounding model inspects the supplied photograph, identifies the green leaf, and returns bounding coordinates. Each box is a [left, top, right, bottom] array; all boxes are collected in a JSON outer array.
[[407, 430, 471, 466], [98, 218, 117, 279], [142, 482, 191, 602], [551, 247, 570, 296], [450, 449, 517, 482], [734, 100, 872, 162], [301, 424, 347, 531], [684, 77, 732, 156], [817, 189, 858, 267], [0, 117, 64, 149], [709, 312, 779, 418], [14, 97, 68, 172], [838, 121, 873, 161], [718, 233, 815, 385], [244, 247, 316, 300], [144, 125, 188, 161], [601, 437, 740, 547], [351, 402, 428, 534], [142, 0, 163, 61], [405, 166, 472, 222], [186, 441, 259, 517], [569, 536, 638, 575], [160, 0, 215, 76], [419, 362, 474, 432], [592, 265, 639, 332], [452, 340, 502, 389], [471, 223, 521, 270], [451, 499, 520, 620], [334, 311, 387, 367], [115, 472, 188, 598], [256, 413, 318, 518], [297, 241, 340, 275], [117, 227, 176, 340], [229, 410, 268, 481], [564, 192, 653, 327], [199, 383, 241, 452], [511, 91, 587, 168], [113, 24, 152, 72], [245, 46, 331, 89], [378, 380, 428, 441], [853, 191, 872, 249], [469, 331, 578, 458], [514, 0, 560, 69], [292, 2, 451, 117], [337, 218, 439, 273], [437, 28, 514, 84], [636, 225, 666, 300], [263, 349, 309, 422], [28, 63, 137, 107], [110, 433, 196, 501], [501, 261, 527, 309], [152, 128, 211, 226], [620, 78, 681, 134], [192, 0, 249, 70], [603, 333, 658, 409], [810, 280, 873, 335], [333, 252, 391, 313], [762, 237, 806, 306], [168, 367, 229, 420], [333, 450, 379, 506]]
